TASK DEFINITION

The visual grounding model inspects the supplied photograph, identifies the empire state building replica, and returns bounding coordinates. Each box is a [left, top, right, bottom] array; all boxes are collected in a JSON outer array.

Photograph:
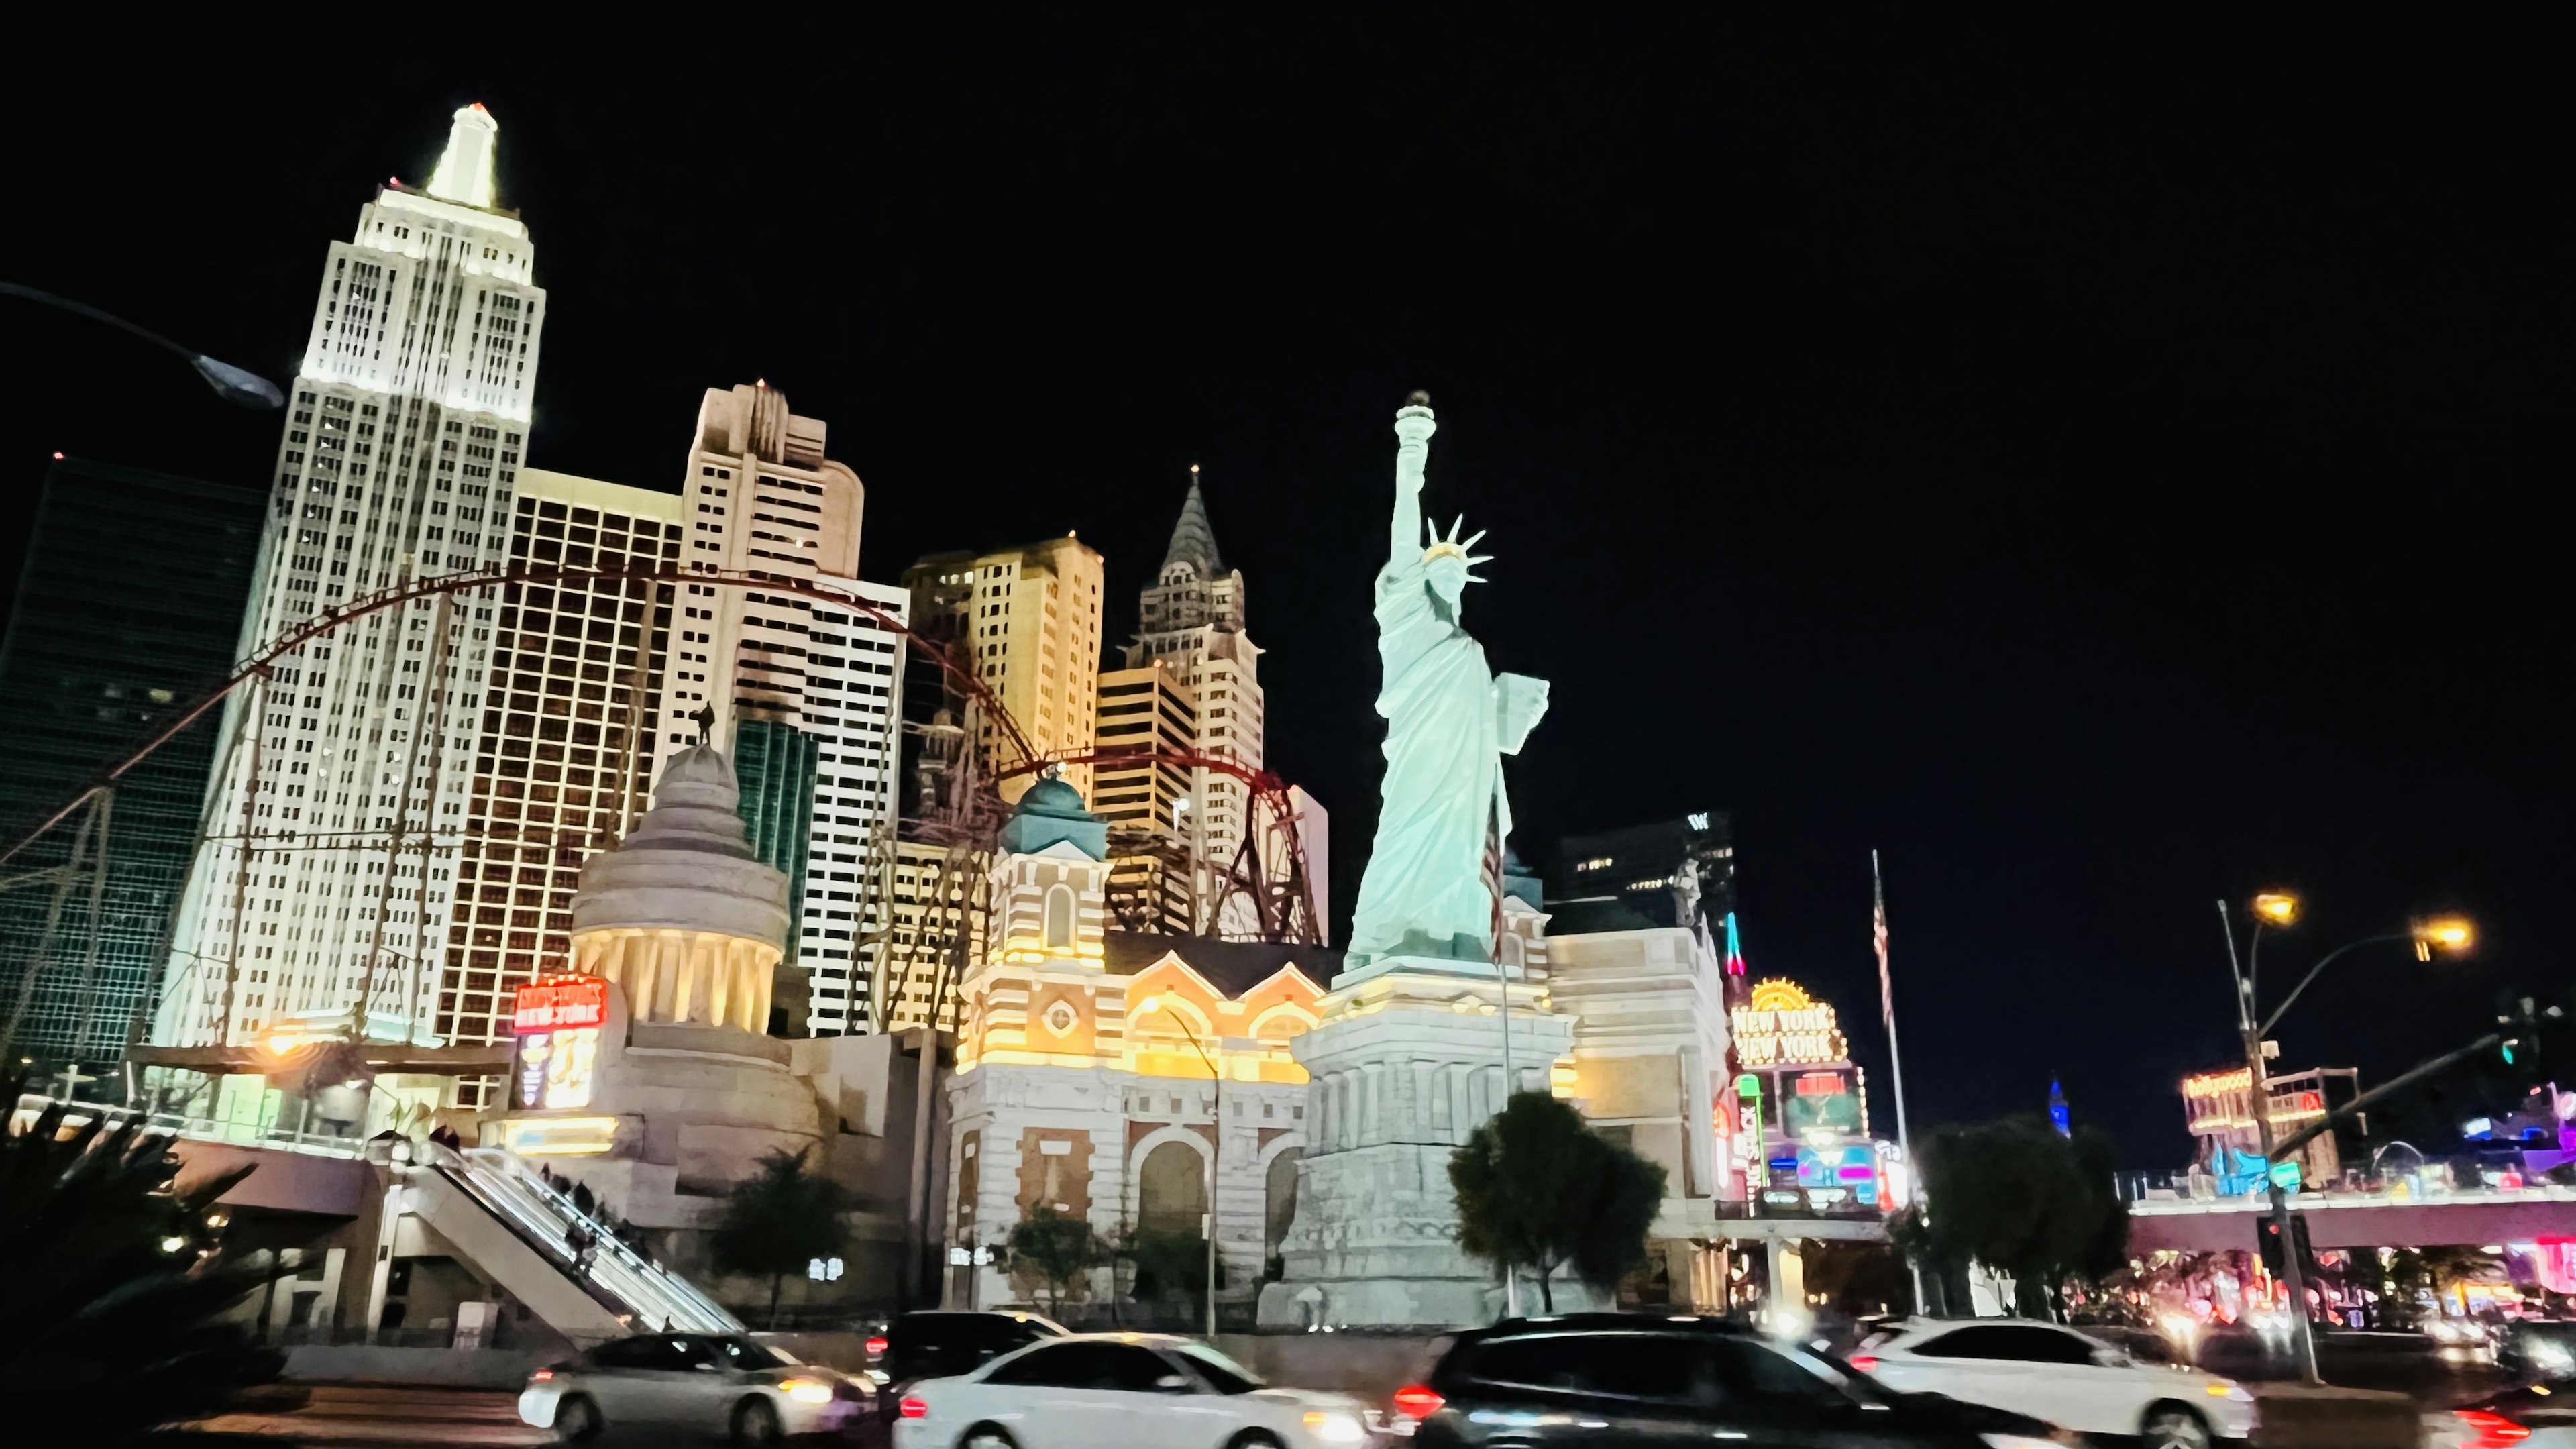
[[156, 105, 547, 1049]]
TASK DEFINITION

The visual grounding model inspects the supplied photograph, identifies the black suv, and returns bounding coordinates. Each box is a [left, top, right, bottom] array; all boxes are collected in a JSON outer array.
[[872, 1309, 1066, 1393], [1405, 1315, 2068, 1448]]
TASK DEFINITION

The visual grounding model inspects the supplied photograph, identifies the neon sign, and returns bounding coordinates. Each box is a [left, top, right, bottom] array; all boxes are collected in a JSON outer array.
[[511, 976, 606, 1111], [513, 976, 606, 1034], [1731, 979, 1849, 1068]]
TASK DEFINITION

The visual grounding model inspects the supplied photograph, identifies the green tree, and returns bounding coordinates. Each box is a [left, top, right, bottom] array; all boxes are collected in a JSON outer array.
[[1896, 1114, 2128, 1318], [1450, 1091, 1668, 1312], [1120, 1225, 1224, 1305], [1008, 1206, 1100, 1312], [708, 1148, 850, 1327], [1, 1089, 283, 1447]]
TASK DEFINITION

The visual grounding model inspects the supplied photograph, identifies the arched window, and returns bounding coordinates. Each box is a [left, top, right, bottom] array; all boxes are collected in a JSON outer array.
[[1137, 1140, 1208, 1236], [1042, 883, 1076, 950]]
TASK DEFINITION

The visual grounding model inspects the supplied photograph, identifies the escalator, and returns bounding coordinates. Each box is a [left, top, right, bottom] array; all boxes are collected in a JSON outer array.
[[404, 1144, 741, 1342]]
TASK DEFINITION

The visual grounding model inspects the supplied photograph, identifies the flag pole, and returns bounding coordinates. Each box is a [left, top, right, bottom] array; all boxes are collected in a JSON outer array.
[[1874, 849, 1926, 1313]]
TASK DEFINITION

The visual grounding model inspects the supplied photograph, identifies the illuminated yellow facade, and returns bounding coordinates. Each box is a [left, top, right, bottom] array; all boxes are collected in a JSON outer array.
[[941, 778, 1326, 1313], [904, 537, 1105, 802], [568, 926, 777, 1035]]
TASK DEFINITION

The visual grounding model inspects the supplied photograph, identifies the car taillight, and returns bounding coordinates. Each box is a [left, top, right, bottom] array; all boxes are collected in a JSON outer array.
[[531, 1368, 554, 1381], [865, 1335, 889, 1356], [1846, 1355, 1879, 1373], [899, 1396, 930, 1420], [1391, 1385, 1443, 1420], [2455, 1409, 2532, 1447]]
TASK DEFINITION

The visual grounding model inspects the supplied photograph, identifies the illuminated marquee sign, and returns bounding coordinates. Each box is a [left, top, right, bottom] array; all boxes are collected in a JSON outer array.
[[1731, 979, 1849, 1069], [513, 977, 608, 1034], [2181, 1065, 2325, 1133], [511, 976, 607, 1112]]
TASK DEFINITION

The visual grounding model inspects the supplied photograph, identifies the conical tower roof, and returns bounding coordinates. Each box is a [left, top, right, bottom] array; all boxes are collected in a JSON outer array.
[[569, 743, 790, 946], [1161, 472, 1224, 578]]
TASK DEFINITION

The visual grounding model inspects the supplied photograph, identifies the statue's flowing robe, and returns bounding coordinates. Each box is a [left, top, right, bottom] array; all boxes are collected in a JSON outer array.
[[1347, 554, 1507, 961]]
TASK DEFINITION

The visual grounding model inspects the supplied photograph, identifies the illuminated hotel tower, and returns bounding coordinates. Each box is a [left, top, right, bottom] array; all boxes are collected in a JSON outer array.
[[154, 105, 545, 1047], [1122, 470, 1265, 931], [651, 384, 910, 1036]]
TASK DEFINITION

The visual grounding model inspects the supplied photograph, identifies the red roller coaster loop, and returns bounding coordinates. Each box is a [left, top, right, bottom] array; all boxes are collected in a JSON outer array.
[[0, 561, 1034, 873]]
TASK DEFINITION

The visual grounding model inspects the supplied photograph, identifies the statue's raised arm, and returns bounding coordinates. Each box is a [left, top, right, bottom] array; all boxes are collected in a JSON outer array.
[[1387, 392, 1434, 572]]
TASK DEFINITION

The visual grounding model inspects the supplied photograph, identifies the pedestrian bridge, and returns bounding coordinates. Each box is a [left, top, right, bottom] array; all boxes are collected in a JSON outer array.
[[2125, 1181, 2576, 1253], [13, 1095, 737, 1343]]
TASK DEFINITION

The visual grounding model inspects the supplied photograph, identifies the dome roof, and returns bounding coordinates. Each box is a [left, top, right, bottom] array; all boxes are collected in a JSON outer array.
[[1016, 775, 1093, 820], [570, 743, 790, 946]]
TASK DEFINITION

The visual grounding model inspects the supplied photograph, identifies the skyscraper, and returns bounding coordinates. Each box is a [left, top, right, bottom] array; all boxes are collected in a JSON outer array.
[[656, 384, 909, 1036], [1122, 470, 1265, 932], [154, 105, 546, 1049], [1544, 812, 1737, 945], [0, 460, 266, 1075], [902, 535, 1104, 801], [1091, 659, 1199, 933], [435, 469, 678, 1067]]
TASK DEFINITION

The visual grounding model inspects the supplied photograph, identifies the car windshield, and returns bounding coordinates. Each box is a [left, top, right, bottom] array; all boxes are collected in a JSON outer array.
[[1172, 1344, 1265, 1394], [713, 1337, 799, 1369]]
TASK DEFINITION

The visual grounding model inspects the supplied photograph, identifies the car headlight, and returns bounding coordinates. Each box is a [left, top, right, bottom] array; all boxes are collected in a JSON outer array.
[[2205, 1381, 2253, 1403], [781, 1377, 837, 1405], [1304, 1411, 1371, 1444]]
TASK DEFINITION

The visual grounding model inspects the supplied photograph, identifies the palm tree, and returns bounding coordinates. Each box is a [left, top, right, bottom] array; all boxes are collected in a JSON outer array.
[[0, 1084, 282, 1445]]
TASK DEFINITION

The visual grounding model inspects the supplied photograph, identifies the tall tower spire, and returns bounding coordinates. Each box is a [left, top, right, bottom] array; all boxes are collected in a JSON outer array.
[[425, 103, 500, 209], [1161, 464, 1224, 578]]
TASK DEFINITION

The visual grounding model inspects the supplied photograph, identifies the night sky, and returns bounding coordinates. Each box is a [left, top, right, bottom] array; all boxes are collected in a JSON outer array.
[[5, 18, 2567, 1166]]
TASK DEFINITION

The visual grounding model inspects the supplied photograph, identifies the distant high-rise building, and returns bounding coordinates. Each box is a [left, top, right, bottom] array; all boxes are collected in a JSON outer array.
[[1091, 659, 1199, 934], [1122, 471, 1266, 932], [902, 535, 1104, 802], [154, 104, 545, 1049], [434, 469, 678, 1067], [0, 460, 266, 1073], [1544, 812, 1736, 945], [658, 385, 908, 1036]]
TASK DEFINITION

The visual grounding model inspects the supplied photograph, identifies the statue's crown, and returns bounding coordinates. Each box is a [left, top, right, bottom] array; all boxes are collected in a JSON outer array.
[[1422, 515, 1491, 579]]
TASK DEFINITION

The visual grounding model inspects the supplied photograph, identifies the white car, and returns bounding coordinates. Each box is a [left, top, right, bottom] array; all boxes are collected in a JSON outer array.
[[892, 1332, 1375, 1449], [518, 1330, 869, 1444], [1852, 1320, 2253, 1448]]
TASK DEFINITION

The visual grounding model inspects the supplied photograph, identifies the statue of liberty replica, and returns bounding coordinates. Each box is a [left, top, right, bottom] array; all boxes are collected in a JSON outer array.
[[1346, 394, 1552, 966], [1258, 395, 1578, 1330]]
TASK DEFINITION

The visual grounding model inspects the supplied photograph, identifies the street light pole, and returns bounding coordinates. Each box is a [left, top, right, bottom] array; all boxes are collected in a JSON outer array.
[[2218, 902, 2321, 1385], [2215, 897, 2473, 1387], [1157, 998, 1222, 1338], [2, 282, 284, 409]]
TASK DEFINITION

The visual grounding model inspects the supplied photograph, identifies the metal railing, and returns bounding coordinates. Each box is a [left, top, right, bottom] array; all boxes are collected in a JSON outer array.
[[9, 1092, 362, 1157], [427, 1144, 740, 1334]]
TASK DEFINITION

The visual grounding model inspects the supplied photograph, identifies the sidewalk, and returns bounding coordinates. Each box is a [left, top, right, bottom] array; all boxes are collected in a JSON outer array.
[[193, 1385, 550, 1448]]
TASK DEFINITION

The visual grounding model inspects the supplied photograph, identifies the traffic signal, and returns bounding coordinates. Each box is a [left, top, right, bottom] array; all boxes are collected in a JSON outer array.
[[2497, 995, 2566, 1071], [2257, 1213, 2316, 1278]]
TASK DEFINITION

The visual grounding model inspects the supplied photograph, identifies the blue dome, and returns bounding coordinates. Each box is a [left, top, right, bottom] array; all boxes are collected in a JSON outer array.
[[1016, 775, 1093, 819]]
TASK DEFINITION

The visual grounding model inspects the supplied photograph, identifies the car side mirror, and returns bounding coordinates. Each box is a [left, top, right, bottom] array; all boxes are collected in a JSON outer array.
[[1155, 1374, 1194, 1393], [2090, 1348, 2129, 1367]]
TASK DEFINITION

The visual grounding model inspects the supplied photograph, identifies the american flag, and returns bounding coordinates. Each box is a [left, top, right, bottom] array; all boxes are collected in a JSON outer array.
[[1873, 851, 1896, 1036]]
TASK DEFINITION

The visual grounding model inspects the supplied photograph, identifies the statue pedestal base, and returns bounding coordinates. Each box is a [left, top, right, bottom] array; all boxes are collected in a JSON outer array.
[[1257, 955, 1575, 1329]]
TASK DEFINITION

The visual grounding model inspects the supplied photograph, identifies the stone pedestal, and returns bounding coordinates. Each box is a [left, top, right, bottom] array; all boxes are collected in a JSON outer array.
[[1257, 956, 1577, 1328]]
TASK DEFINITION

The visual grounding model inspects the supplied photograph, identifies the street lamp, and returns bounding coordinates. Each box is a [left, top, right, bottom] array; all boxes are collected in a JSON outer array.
[[2217, 896, 2476, 1384], [2, 282, 284, 409], [1144, 993, 1220, 1336]]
